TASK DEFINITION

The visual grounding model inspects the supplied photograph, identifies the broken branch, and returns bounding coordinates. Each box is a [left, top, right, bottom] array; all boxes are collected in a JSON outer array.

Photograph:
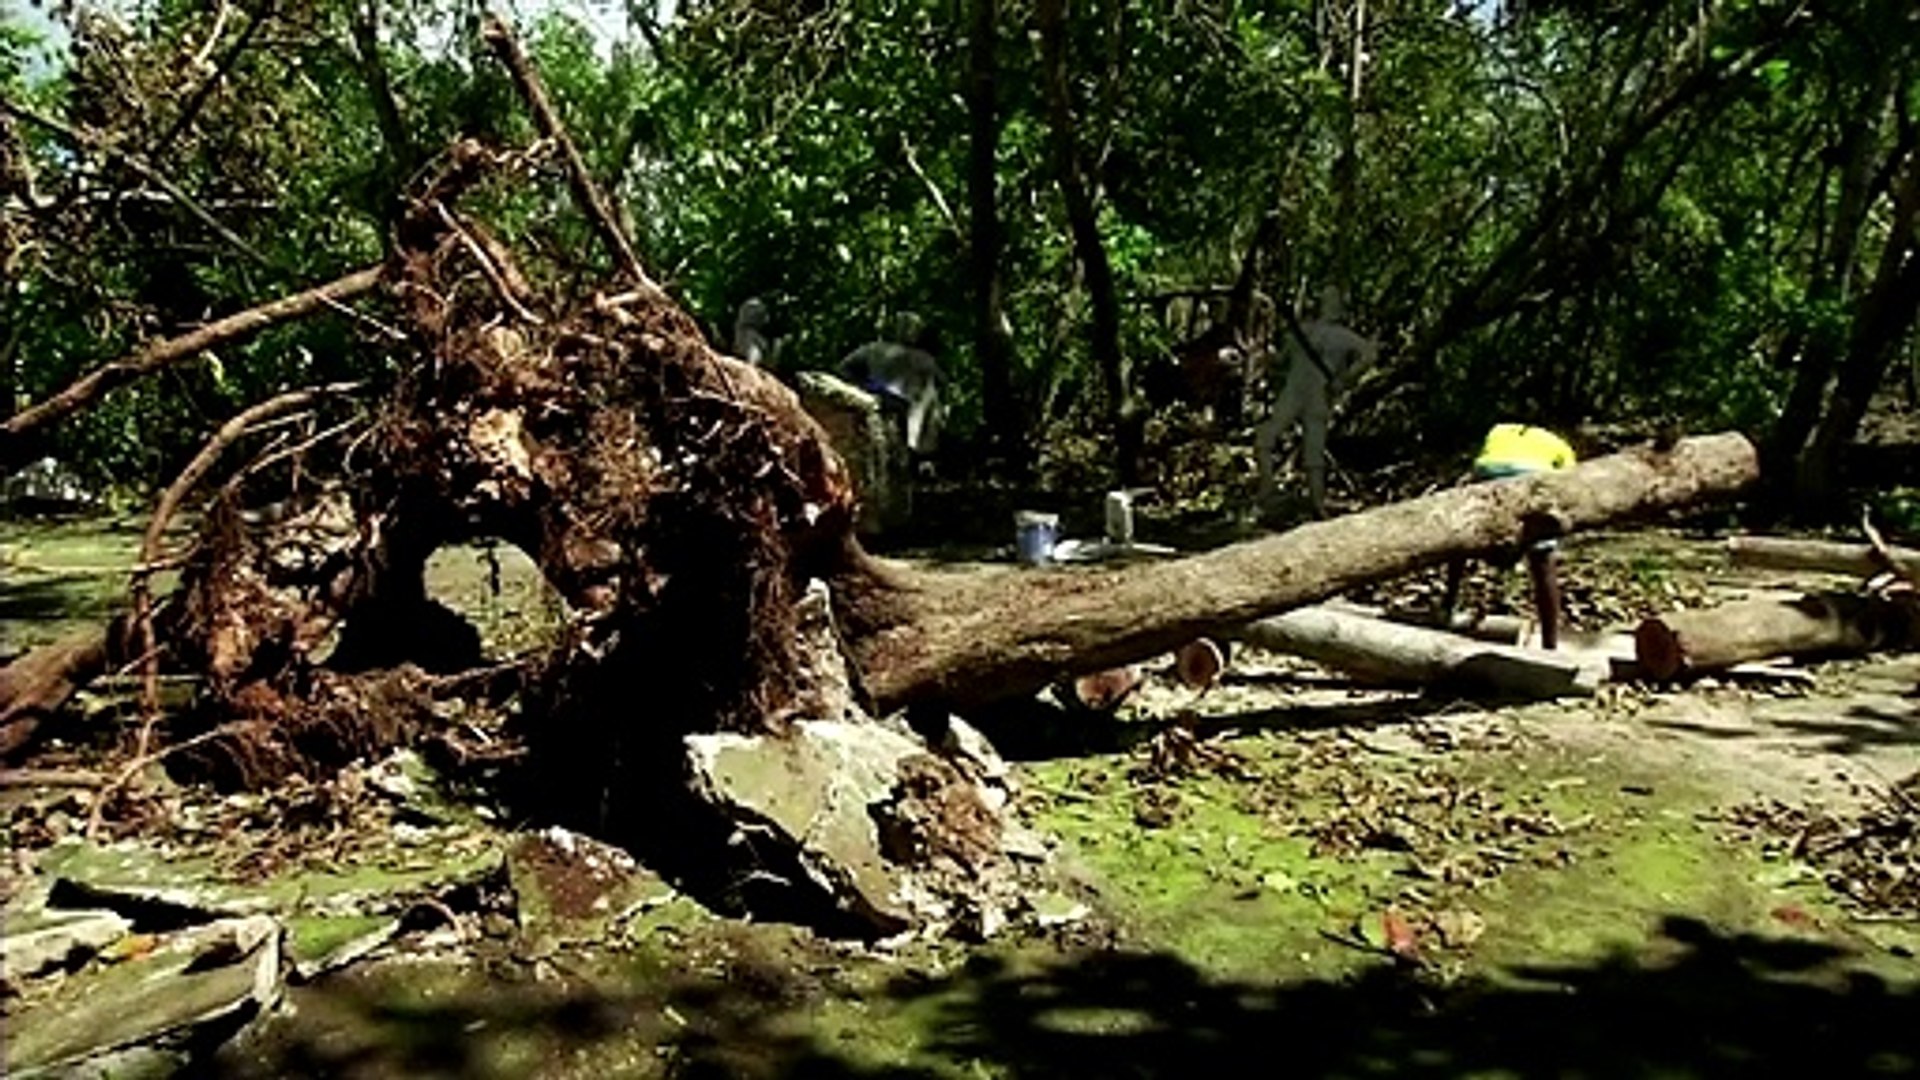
[[1232, 606, 1607, 699], [1727, 535, 1920, 581], [479, 14, 659, 297], [1, 267, 383, 467], [0, 629, 112, 761]]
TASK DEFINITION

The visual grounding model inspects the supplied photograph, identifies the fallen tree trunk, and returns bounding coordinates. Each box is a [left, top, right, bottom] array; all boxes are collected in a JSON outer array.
[[1232, 606, 1607, 698], [1359, 602, 1529, 645], [1726, 535, 1920, 580], [1634, 591, 1920, 680], [0, 630, 111, 758], [852, 433, 1758, 712]]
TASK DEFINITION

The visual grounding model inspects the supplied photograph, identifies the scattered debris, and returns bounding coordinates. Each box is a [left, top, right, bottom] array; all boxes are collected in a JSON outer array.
[[1723, 776, 1920, 918], [506, 825, 683, 955]]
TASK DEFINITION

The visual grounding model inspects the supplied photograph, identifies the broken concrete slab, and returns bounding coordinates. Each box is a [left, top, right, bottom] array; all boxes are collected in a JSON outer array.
[[1, 905, 132, 987], [34, 833, 502, 925], [4, 915, 281, 1076], [284, 913, 400, 982], [506, 826, 684, 955], [686, 718, 1057, 939], [35, 840, 271, 920], [688, 719, 924, 933]]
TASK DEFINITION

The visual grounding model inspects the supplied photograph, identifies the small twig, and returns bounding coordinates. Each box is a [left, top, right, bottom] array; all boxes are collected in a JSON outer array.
[[0, 768, 106, 789], [317, 292, 410, 342], [230, 413, 365, 486], [86, 720, 266, 838], [902, 137, 964, 242], [432, 201, 544, 324]]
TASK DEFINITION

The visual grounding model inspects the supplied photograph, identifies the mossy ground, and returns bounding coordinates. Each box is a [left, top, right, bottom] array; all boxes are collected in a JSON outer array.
[[7, 519, 1920, 1077]]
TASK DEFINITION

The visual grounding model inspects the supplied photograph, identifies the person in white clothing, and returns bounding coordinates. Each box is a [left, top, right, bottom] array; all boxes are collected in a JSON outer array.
[[839, 314, 943, 456], [1254, 286, 1378, 518]]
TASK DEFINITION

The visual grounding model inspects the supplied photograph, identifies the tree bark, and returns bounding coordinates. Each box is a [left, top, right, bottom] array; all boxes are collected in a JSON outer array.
[[965, 0, 1021, 467], [854, 432, 1759, 712], [1036, 0, 1135, 484], [1727, 535, 1920, 580], [1765, 68, 1899, 486], [1634, 591, 1920, 681], [0, 266, 382, 469], [0, 630, 111, 760], [1796, 148, 1920, 510], [1233, 606, 1606, 700]]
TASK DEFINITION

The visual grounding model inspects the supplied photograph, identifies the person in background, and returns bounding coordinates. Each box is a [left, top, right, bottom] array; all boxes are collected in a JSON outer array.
[[1471, 422, 1577, 478], [1441, 422, 1579, 648], [838, 313, 943, 457], [1255, 286, 1379, 519]]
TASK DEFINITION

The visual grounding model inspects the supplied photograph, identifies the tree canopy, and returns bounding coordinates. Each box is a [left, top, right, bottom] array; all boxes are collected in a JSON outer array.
[[3, 0, 1915, 511]]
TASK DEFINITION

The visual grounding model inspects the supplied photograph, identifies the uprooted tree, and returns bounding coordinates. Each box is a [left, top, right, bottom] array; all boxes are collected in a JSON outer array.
[[0, 20, 1765, 933]]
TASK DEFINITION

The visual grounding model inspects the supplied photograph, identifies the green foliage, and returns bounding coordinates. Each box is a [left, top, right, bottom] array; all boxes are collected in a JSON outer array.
[[4, 0, 1915, 493]]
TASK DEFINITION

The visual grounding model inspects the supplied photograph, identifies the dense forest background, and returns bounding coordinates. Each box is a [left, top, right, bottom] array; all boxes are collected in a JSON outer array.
[[2, 0, 1915, 516]]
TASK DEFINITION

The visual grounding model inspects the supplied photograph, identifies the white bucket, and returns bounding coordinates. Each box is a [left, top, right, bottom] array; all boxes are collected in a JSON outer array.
[[1104, 490, 1135, 547], [1014, 511, 1059, 565]]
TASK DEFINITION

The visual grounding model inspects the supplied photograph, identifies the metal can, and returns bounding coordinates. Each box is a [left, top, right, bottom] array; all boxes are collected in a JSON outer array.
[[1014, 511, 1058, 565]]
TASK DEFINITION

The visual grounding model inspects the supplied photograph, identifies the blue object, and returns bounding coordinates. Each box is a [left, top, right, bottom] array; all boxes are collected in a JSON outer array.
[[1015, 512, 1058, 565]]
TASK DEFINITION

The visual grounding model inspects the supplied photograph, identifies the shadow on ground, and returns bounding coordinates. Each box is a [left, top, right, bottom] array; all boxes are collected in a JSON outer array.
[[1648, 701, 1920, 759], [214, 916, 1920, 1079], [0, 573, 119, 629]]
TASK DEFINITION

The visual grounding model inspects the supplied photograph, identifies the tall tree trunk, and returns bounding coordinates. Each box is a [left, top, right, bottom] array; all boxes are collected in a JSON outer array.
[[1036, 0, 1135, 483], [348, 0, 417, 220], [1796, 149, 1920, 510], [1330, 0, 1365, 300], [1766, 69, 1898, 488], [965, 0, 1022, 469], [855, 433, 1759, 713]]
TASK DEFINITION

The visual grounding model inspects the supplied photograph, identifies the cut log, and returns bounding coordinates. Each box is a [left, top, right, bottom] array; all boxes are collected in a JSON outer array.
[[0, 630, 110, 759], [1634, 592, 1920, 680], [1060, 667, 1143, 713], [1726, 535, 1920, 581], [1173, 637, 1227, 691], [853, 432, 1760, 712], [1231, 607, 1607, 699]]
